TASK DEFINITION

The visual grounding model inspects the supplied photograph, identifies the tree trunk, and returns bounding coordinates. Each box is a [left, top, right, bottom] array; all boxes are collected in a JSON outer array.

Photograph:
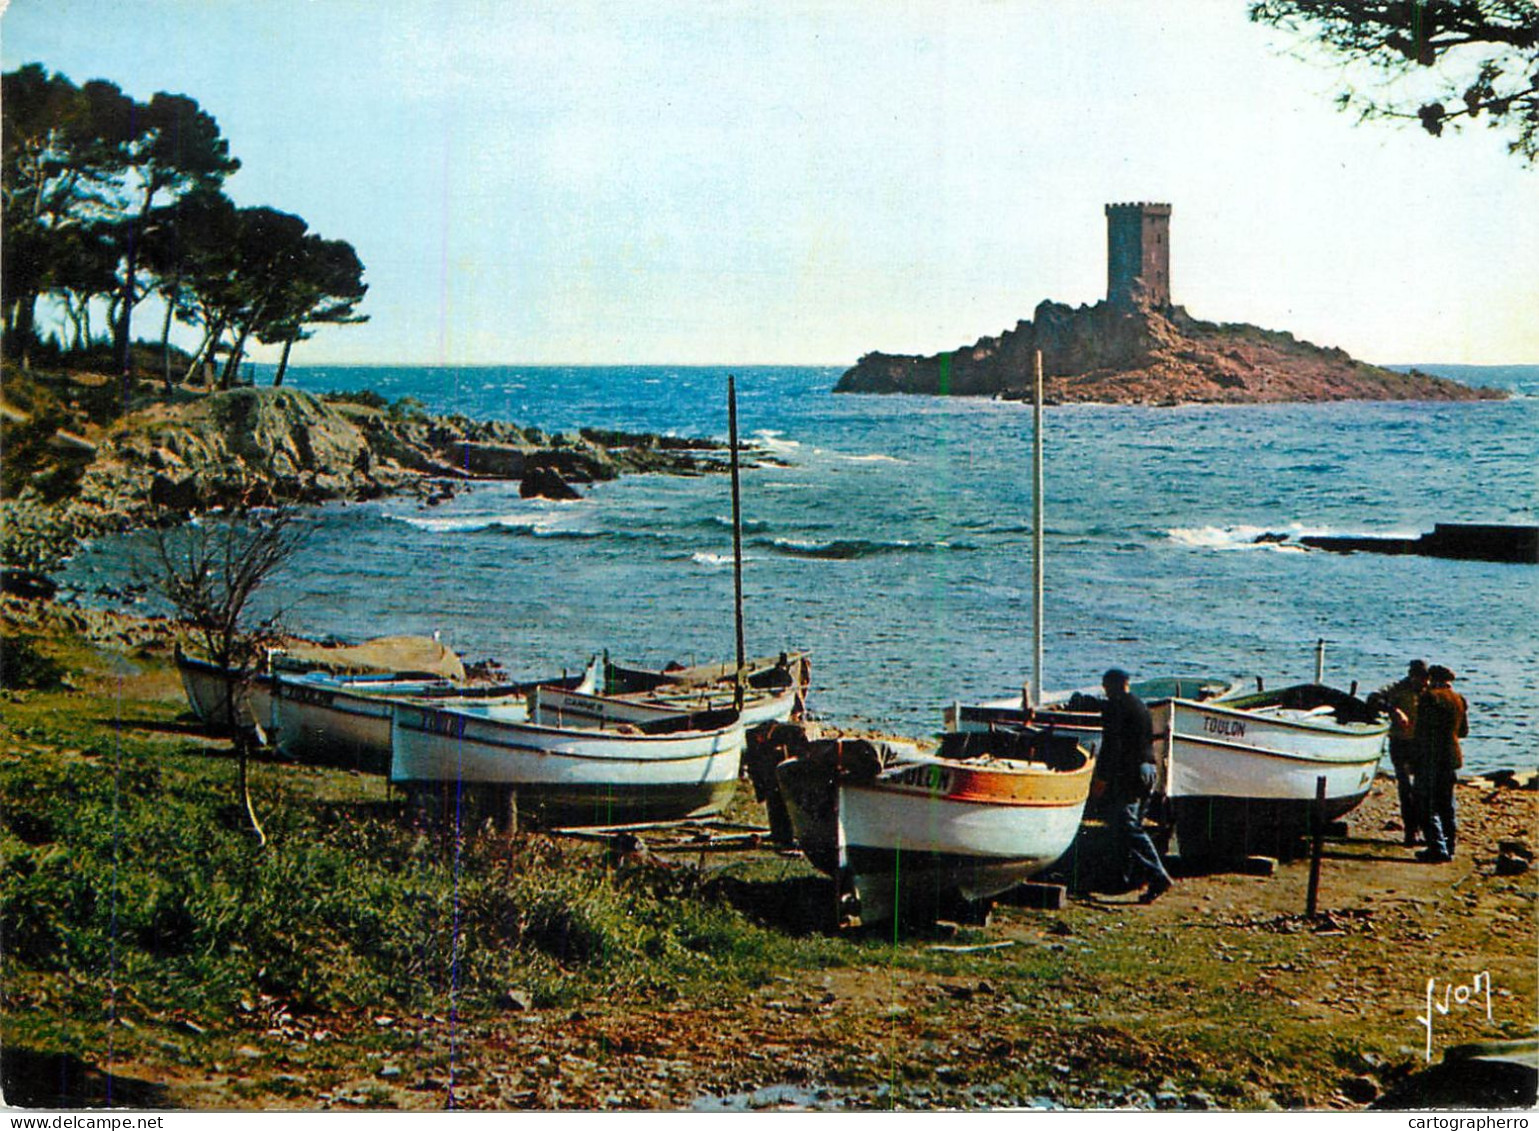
[[115, 189, 156, 378], [11, 292, 38, 368], [182, 319, 224, 384], [114, 243, 138, 376], [272, 327, 298, 387], [222, 677, 267, 848], [159, 289, 177, 394], [235, 730, 268, 848], [222, 322, 253, 388], [63, 296, 86, 352]]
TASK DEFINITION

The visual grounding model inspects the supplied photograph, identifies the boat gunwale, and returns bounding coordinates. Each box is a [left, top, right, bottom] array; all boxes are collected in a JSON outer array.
[[1165, 695, 1389, 740], [394, 702, 745, 750], [1164, 724, 1386, 768], [847, 780, 1092, 809]]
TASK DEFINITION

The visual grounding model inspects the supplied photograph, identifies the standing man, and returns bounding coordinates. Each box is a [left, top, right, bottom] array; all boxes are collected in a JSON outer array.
[[1414, 665, 1468, 863], [1375, 660, 1429, 845], [1100, 668, 1173, 903]]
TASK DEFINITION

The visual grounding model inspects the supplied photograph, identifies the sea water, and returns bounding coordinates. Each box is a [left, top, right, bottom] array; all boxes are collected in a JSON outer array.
[[61, 364, 1538, 773]]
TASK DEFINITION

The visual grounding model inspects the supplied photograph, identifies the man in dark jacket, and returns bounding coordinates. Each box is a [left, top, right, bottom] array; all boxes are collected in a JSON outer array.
[[1414, 665, 1468, 863], [1100, 668, 1173, 903], [1372, 659, 1428, 845]]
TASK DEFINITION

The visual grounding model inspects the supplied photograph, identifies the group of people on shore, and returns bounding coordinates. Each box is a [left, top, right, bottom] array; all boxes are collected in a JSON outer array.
[[1374, 659, 1471, 863]]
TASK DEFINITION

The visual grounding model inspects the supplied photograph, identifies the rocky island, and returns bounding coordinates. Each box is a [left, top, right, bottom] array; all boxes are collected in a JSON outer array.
[[835, 203, 1503, 406]]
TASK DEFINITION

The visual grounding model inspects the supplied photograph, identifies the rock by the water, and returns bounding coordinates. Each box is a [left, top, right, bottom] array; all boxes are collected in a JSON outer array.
[[1, 569, 57, 601], [520, 466, 582, 501]]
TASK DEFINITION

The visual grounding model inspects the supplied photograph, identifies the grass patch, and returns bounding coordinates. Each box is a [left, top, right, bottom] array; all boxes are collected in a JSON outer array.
[[0, 645, 853, 1057]]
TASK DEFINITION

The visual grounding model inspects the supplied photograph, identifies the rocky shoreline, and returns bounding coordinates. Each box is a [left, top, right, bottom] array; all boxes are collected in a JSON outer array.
[[1, 380, 741, 573], [835, 299, 1505, 405]]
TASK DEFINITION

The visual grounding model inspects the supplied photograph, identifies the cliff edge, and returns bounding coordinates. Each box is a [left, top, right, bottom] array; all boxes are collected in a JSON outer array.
[[834, 300, 1503, 404]]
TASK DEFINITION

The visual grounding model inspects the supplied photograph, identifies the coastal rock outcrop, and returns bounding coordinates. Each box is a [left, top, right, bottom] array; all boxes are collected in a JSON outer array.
[[0, 382, 734, 571], [835, 300, 1502, 405]]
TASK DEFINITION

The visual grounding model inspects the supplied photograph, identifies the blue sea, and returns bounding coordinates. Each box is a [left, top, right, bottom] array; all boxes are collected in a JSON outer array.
[[64, 364, 1539, 774]]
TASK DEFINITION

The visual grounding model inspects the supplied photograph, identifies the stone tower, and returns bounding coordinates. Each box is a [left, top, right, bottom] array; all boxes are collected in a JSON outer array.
[[1105, 201, 1172, 308]]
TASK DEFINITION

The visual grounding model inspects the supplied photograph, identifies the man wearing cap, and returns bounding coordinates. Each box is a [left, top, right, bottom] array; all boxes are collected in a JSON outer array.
[[1374, 660, 1429, 845], [1100, 668, 1173, 903], [1413, 665, 1468, 863]]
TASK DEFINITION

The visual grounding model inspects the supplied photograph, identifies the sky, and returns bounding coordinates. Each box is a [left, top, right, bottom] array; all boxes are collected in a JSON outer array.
[[3, 0, 1535, 367]]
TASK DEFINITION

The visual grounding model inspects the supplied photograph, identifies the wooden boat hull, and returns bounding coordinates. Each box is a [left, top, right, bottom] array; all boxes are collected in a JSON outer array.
[[945, 675, 1241, 759], [603, 651, 809, 722], [273, 673, 463, 772], [535, 683, 797, 731], [390, 702, 745, 825], [777, 732, 1093, 922], [1150, 687, 1387, 859], [264, 660, 598, 772], [176, 651, 275, 732]]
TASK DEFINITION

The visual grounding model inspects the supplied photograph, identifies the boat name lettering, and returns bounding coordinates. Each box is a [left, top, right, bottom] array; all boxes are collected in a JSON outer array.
[[1203, 716, 1246, 738], [422, 710, 465, 739], [1416, 971, 1492, 1063], [894, 764, 952, 793], [285, 686, 335, 708]]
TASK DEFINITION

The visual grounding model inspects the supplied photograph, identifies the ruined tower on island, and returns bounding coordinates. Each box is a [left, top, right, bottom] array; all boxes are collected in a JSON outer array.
[[1105, 201, 1171, 308], [835, 196, 1497, 403]]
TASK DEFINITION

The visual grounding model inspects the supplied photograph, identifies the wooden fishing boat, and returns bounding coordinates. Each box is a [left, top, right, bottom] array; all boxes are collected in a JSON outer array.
[[175, 645, 277, 731], [539, 679, 799, 731], [775, 728, 1094, 923], [272, 670, 463, 772], [175, 634, 472, 733], [944, 675, 1241, 758], [604, 650, 809, 699], [1151, 682, 1388, 859], [269, 658, 602, 773], [389, 696, 746, 826]]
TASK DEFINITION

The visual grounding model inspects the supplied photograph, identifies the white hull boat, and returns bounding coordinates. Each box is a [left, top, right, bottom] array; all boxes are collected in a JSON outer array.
[[390, 698, 745, 826], [273, 671, 464, 771], [776, 729, 1094, 923], [945, 675, 1240, 759], [270, 658, 601, 773], [176, 649, 276, 732], [1151, 683, 1387, 859], [536, 682, 798, 732], [175, 634, 475, 734]]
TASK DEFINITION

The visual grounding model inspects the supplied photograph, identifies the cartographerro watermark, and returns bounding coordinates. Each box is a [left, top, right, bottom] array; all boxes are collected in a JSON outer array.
[[1408, 1119, 1529, 1130], [1416, 969, 1495, 1062]]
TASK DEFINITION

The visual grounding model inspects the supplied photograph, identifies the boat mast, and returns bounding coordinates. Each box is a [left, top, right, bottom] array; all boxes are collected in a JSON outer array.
[[728, 375, 747, 712], [1032, 349, 1044, 708]]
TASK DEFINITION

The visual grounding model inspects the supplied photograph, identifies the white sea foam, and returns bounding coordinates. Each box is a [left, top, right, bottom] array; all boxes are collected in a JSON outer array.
[[1166, 522, 1424, 551], [388, 511, 561, 535], [752, 429, 801, 453], [838, 452, 903, 464], [691, 552, 735, 567], [1167, 523, 1317, 551]]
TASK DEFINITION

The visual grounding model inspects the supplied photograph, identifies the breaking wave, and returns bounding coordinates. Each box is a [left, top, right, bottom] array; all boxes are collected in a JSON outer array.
[[752, 429, 801, 454], [1165, 522, 1422, 552], [382, 511, 622, 541], [755, 536, 975, 560], [700, 515, 772, 534], [385, 512, 555, 534]]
